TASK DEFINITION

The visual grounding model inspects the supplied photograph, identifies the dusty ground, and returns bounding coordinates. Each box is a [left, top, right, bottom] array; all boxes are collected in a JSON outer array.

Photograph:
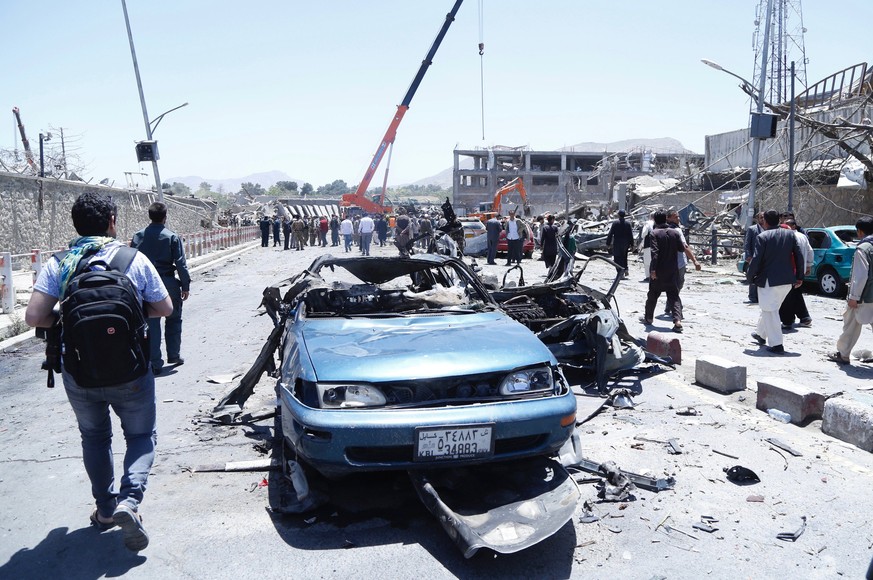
[[1, 240, 872, 579]]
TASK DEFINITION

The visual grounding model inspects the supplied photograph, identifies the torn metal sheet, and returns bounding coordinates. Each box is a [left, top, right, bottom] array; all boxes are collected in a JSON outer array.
[[776, 516, 807, 542], [409, 457, 580, 559], [765, 437, 802, 457], [490, 246, 658, 394], [564, 455, 676, 492]]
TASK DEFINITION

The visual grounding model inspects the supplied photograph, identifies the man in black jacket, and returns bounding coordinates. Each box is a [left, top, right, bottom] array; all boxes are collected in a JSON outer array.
[[746, 210, 804, 354], [131, 202, 191, 374], [606, 209, 634, 277], [642, 211, 684, 332]]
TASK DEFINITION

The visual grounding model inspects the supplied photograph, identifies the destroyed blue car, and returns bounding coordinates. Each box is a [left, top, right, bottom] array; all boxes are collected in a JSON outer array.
[[251, 254, 577, 479]]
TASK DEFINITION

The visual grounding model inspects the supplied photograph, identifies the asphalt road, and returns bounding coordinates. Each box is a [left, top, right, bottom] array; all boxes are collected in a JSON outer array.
[[1, 239, 872, 579]]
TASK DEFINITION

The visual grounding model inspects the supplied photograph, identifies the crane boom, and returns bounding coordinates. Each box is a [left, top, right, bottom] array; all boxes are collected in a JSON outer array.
[[12, 107, 37, 172], [342, 0, 464, 214]]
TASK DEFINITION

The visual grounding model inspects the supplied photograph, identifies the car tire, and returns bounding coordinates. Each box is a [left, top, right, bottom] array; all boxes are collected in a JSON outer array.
[[817, 266, 845, 297], [524, 250, 533, 259]]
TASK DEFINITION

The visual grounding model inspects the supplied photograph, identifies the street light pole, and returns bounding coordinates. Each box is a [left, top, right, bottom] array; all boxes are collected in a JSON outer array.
[[788, 60, 795, 213], [120, 0, 163, 201], [746, 0, 774, 225]]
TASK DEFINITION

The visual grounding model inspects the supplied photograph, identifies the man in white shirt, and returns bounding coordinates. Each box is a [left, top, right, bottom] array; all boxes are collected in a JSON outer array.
[[340, 216, 354, 252], [504, 210, 522, 266], [830, 217, 873, 364], [358, 213, 375, 256]]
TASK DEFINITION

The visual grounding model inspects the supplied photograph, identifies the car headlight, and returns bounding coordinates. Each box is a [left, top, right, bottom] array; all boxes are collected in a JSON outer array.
[[499, 366, 554, 395], [316, 384, 387, 408]]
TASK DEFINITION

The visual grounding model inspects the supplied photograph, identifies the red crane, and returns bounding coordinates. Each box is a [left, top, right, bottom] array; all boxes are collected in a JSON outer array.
[[340, 0, 464, 216]]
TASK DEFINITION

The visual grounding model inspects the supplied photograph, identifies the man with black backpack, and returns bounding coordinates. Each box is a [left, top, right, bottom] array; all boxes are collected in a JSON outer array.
[[131, 202, 192, 375], [25, 192, 172, 552]]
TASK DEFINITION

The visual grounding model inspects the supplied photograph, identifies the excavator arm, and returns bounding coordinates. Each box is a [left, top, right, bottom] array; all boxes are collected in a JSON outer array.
[[492, 177, 530, 216]]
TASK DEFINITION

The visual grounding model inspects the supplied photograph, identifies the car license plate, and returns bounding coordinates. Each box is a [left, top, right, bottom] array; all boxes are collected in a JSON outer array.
[[415, 424, 494, 462]]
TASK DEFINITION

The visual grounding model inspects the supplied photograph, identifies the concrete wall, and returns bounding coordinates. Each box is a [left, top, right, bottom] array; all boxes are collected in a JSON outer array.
[[0, 173, 215, 255]]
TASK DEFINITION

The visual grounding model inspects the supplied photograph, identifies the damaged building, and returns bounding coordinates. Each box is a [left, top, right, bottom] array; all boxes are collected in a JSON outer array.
[[452, 143, 704, 218]]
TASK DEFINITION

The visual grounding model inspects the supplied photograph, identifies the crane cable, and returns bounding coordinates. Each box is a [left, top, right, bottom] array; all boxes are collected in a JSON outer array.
[[478, 0, 485, 140]]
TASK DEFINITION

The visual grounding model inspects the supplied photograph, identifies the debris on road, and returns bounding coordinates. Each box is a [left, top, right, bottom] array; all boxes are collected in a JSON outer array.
[[776, 516, 808, 542], [724, 465, 760, 484]]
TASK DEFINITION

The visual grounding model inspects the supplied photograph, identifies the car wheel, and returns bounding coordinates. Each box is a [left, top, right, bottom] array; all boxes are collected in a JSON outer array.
[[524, 250, 533, 259], [817, 267, 844, 297]]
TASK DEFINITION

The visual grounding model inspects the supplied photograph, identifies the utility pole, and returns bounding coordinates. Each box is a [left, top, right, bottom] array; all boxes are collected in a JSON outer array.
[[59, 127, 68, 179]]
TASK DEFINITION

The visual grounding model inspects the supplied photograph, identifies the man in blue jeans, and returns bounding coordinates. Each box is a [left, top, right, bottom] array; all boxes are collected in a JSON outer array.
[[131, 202, 192, 375], [25, 192, 173, 551]]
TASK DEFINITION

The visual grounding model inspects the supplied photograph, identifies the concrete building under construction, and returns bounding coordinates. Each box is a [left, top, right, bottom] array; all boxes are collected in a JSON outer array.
[[452, 144, 703, 216]]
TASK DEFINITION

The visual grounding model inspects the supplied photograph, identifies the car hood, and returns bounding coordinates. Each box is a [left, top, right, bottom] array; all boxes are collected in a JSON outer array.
[[300, 311, 555, 382]]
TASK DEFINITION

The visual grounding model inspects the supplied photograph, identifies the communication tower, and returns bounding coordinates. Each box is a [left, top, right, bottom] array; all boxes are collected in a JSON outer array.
[[751, 0, 808, 105]]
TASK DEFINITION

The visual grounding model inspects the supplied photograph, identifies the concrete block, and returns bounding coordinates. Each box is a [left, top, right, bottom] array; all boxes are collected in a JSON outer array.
[[646, 331, 681, 365], [694, 355, 746, 393], [755, 377, 825, 424], [822, 398, 873, 452]]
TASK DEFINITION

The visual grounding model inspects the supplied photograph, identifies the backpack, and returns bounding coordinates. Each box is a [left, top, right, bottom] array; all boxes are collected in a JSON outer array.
[[59, 246, 150, 388]]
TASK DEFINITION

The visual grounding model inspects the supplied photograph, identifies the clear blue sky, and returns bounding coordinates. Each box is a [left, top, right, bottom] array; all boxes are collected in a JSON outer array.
[[3, 1, 871, 189]]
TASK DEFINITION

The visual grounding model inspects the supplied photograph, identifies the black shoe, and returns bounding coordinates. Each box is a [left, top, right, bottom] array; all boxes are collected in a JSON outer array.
[[167, 357, 184, 366], [767, 345, 785, 355], [751, 333, 766, 346], [151, 365, 162, 376]]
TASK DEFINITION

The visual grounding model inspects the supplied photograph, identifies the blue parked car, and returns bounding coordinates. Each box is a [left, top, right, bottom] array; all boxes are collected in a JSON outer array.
[[805, 226, 858, 296], [265, 254, 577, 479], [738, 225, 858, 297]]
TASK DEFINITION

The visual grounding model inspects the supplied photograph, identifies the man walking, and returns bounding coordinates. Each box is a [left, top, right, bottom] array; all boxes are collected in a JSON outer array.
[[606, 209, 634, 277], [743, 211, 765, 303], [828, 216, 873, 364], [746, 210, 804, 354], [25, 192, 173, 551], [778, 218, 813, 329], [638, 215, 655, 282], [665, 209, 702, 318], [131, 201, 192, 375], [485, 215, 502, 265], [359, 212, 375, 255], [641, 210, 684, 333]]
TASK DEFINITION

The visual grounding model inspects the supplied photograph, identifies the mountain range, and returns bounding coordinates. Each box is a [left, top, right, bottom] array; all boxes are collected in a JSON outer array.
[[167, 138, 695, 192]]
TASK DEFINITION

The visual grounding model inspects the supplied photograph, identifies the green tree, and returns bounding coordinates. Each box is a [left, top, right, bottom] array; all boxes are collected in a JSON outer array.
[[239, 182, 265, 196], [276, 181, 298, 192], [169, 182, 191, 196], [199, 181, 213, 192], [315, 179, 351, 197], [301, 182, 314, 197]]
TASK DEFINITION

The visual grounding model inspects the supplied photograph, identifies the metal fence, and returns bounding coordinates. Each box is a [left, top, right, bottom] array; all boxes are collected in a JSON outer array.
[[686, 228, 744, 266], [0, 226, 260, 314]]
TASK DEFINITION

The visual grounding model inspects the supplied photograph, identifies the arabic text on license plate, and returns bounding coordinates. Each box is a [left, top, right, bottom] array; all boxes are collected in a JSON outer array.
[[415, 424, 493, 462]]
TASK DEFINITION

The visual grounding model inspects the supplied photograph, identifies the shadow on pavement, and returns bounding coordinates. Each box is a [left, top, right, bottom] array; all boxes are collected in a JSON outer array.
[[0, 526, 146, 579]]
